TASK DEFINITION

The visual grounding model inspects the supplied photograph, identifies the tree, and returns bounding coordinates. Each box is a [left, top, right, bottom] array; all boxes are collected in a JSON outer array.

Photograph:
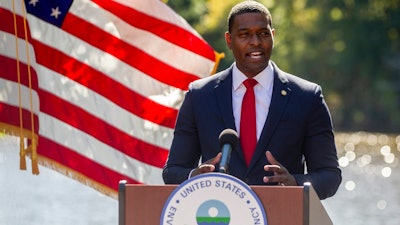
[[276, 0, 400, 132], [168, 0, 400, 132]]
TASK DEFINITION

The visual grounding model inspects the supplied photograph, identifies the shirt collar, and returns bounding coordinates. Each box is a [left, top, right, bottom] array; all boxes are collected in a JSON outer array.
[[232, 61, 274, 91]]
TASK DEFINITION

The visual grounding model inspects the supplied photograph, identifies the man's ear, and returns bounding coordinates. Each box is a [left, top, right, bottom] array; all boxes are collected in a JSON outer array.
[[271, 29, 275, 48], [225, 32, 232, 49]]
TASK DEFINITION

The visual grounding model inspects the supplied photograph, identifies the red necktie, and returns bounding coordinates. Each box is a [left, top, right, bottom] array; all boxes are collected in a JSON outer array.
[[240, 78, 258, 166]]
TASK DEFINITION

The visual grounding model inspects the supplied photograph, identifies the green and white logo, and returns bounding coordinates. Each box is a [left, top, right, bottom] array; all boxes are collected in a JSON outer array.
[[160, 173, 268, 225]]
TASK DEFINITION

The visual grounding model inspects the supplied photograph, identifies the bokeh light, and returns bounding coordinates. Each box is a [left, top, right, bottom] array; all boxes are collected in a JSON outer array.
[[345, 151, 356, 161], [384, 153, 395, 164], [345, 181, 355, 191], [377, 200, 387, 210], [339, 156, 349, 167], [380, 145, 391, 156], [357, 154, 372, 167], [381, 167, 392, 177]]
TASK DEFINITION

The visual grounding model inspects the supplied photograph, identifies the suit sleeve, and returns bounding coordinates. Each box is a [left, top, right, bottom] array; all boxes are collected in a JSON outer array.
[[292, 85, 342, 200], [162, 88, 202, 184]]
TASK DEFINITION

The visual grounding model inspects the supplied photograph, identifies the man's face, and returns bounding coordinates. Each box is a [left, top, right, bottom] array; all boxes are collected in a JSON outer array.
[[225, 13, 275, 78]]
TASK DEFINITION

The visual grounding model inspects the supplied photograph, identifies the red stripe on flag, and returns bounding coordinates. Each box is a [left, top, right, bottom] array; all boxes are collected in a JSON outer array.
[[39, 89, 169, 168], [61, 13, 199, 90], [92, 0, 216, 61], [0, 7, 31, 38], [38, 136, 142, 191], [30, 39, 178, 128], [0, 55, 39, 91], [0, 103, 39, 133]]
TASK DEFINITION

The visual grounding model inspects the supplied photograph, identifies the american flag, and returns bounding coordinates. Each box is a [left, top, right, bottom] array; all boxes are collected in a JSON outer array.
[[0, 0, 217, 197]]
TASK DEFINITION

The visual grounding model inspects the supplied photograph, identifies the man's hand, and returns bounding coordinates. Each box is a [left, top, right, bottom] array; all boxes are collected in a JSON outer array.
[[263, 151, 297, 186], [189, 152, 222, 178]]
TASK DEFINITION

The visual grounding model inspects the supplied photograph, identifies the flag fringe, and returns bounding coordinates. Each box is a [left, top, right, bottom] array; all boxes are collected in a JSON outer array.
[[0, 123, 38, 173], [1, 124, 117, 199], [37, 156, 118, 199], [19, 136, 27, 170]]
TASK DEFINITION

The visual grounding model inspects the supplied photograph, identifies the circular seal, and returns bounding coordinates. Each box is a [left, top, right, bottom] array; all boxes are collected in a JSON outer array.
[[160, 173, 268, 225]]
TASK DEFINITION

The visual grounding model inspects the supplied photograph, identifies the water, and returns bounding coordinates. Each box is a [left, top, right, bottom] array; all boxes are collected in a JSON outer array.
[[0, 133, 399, 225], [323, 132, 400, 225], [0, 136, 117, 225]]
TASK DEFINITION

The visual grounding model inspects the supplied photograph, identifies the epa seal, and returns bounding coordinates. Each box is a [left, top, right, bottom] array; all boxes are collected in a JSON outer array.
[[160, 173, 268, 225]]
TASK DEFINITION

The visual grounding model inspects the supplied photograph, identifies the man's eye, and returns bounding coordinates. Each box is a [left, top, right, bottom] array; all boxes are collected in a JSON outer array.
[[260, 31, 270, 37]]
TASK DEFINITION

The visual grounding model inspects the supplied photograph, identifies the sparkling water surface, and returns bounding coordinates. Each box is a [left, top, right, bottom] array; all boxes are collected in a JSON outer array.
[[1, 132, 399, 225]]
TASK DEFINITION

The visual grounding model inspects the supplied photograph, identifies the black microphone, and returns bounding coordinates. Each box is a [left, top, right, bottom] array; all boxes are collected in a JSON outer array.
[[218, 129, 239, 173]]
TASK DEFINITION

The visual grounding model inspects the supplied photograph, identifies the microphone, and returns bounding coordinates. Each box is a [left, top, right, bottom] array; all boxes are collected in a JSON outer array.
[[218, 129, 239, 173]]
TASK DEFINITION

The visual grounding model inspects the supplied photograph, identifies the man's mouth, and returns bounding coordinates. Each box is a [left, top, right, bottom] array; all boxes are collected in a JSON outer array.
[[247, 51, 263, 59]]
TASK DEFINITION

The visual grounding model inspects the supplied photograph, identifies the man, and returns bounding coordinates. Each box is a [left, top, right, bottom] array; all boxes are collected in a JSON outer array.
[[162, 0, 341, 200]]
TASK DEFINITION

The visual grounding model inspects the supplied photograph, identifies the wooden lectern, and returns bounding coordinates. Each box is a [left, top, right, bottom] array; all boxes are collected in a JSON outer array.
[[119, 181, 332, 225]]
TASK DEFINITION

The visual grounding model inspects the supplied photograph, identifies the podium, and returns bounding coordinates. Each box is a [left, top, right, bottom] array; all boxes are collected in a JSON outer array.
[[119, 180, 332, 225]]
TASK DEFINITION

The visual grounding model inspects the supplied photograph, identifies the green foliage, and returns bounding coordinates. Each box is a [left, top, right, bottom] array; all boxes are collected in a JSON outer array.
[[167, 0, 400, 132], [166, 0, 208, 26]]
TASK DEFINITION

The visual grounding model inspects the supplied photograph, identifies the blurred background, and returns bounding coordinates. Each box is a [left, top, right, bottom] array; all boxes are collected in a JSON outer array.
[[1, 0, 399, 224], [169, 0, 400, 132]]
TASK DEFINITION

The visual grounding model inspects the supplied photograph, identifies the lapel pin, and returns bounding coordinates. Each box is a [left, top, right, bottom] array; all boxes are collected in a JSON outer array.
[[281, 90, 287, 96]]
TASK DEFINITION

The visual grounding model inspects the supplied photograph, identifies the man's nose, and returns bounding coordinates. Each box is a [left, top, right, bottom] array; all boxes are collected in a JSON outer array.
[[249, 34, 261, 45]]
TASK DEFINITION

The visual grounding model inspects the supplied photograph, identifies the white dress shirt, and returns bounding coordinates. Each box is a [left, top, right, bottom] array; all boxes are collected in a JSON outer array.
[[232, 61, 274, 141]]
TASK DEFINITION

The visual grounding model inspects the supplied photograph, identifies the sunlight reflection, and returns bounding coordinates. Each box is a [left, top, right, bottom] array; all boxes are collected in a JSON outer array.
[[349, 133, 362, 144], [384, 153, 395, 164], [378, 134, 389, 145], [381, 167, 392, 177], [377, 200, 387, 210], [366, 134, 378, 145], [339, 156, 349, 167], [345, 151, 356, 161], [345, 180, 355, 191], [357, 154, 372, 167], [380, 145, 391, 155], [344, 142, 355, 152]]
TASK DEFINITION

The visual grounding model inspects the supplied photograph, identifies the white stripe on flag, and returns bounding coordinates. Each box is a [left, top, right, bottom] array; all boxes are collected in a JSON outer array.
[[37, 65, 173, 149], [70, 0, 214, 78], [0, 32, 36, 68], [39, 112, 164, 184], [0, 77, 40, 113], [114, 0, 203, 39]]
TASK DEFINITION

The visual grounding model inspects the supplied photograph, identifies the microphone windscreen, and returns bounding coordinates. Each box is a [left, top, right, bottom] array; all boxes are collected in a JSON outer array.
[[218, 129, 239, 148]]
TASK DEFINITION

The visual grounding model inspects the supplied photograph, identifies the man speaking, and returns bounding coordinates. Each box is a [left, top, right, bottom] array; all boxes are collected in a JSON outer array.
[[162, 0, 341, 200]]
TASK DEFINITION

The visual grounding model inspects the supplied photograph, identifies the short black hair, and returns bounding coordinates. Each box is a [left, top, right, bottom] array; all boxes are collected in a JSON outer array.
[[227, 1, 273, 32]]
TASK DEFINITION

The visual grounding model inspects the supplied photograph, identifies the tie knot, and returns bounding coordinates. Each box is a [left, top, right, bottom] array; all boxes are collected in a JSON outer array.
[[243, 79, 258, 89]]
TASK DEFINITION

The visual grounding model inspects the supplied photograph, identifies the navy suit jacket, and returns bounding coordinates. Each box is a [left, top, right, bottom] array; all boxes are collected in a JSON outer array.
[[162, 62, 341, 199]]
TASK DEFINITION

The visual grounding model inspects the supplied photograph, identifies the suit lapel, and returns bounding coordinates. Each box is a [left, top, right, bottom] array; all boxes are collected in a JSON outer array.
[[248, 63, 291, 170], [215, 67, 236, 130]]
